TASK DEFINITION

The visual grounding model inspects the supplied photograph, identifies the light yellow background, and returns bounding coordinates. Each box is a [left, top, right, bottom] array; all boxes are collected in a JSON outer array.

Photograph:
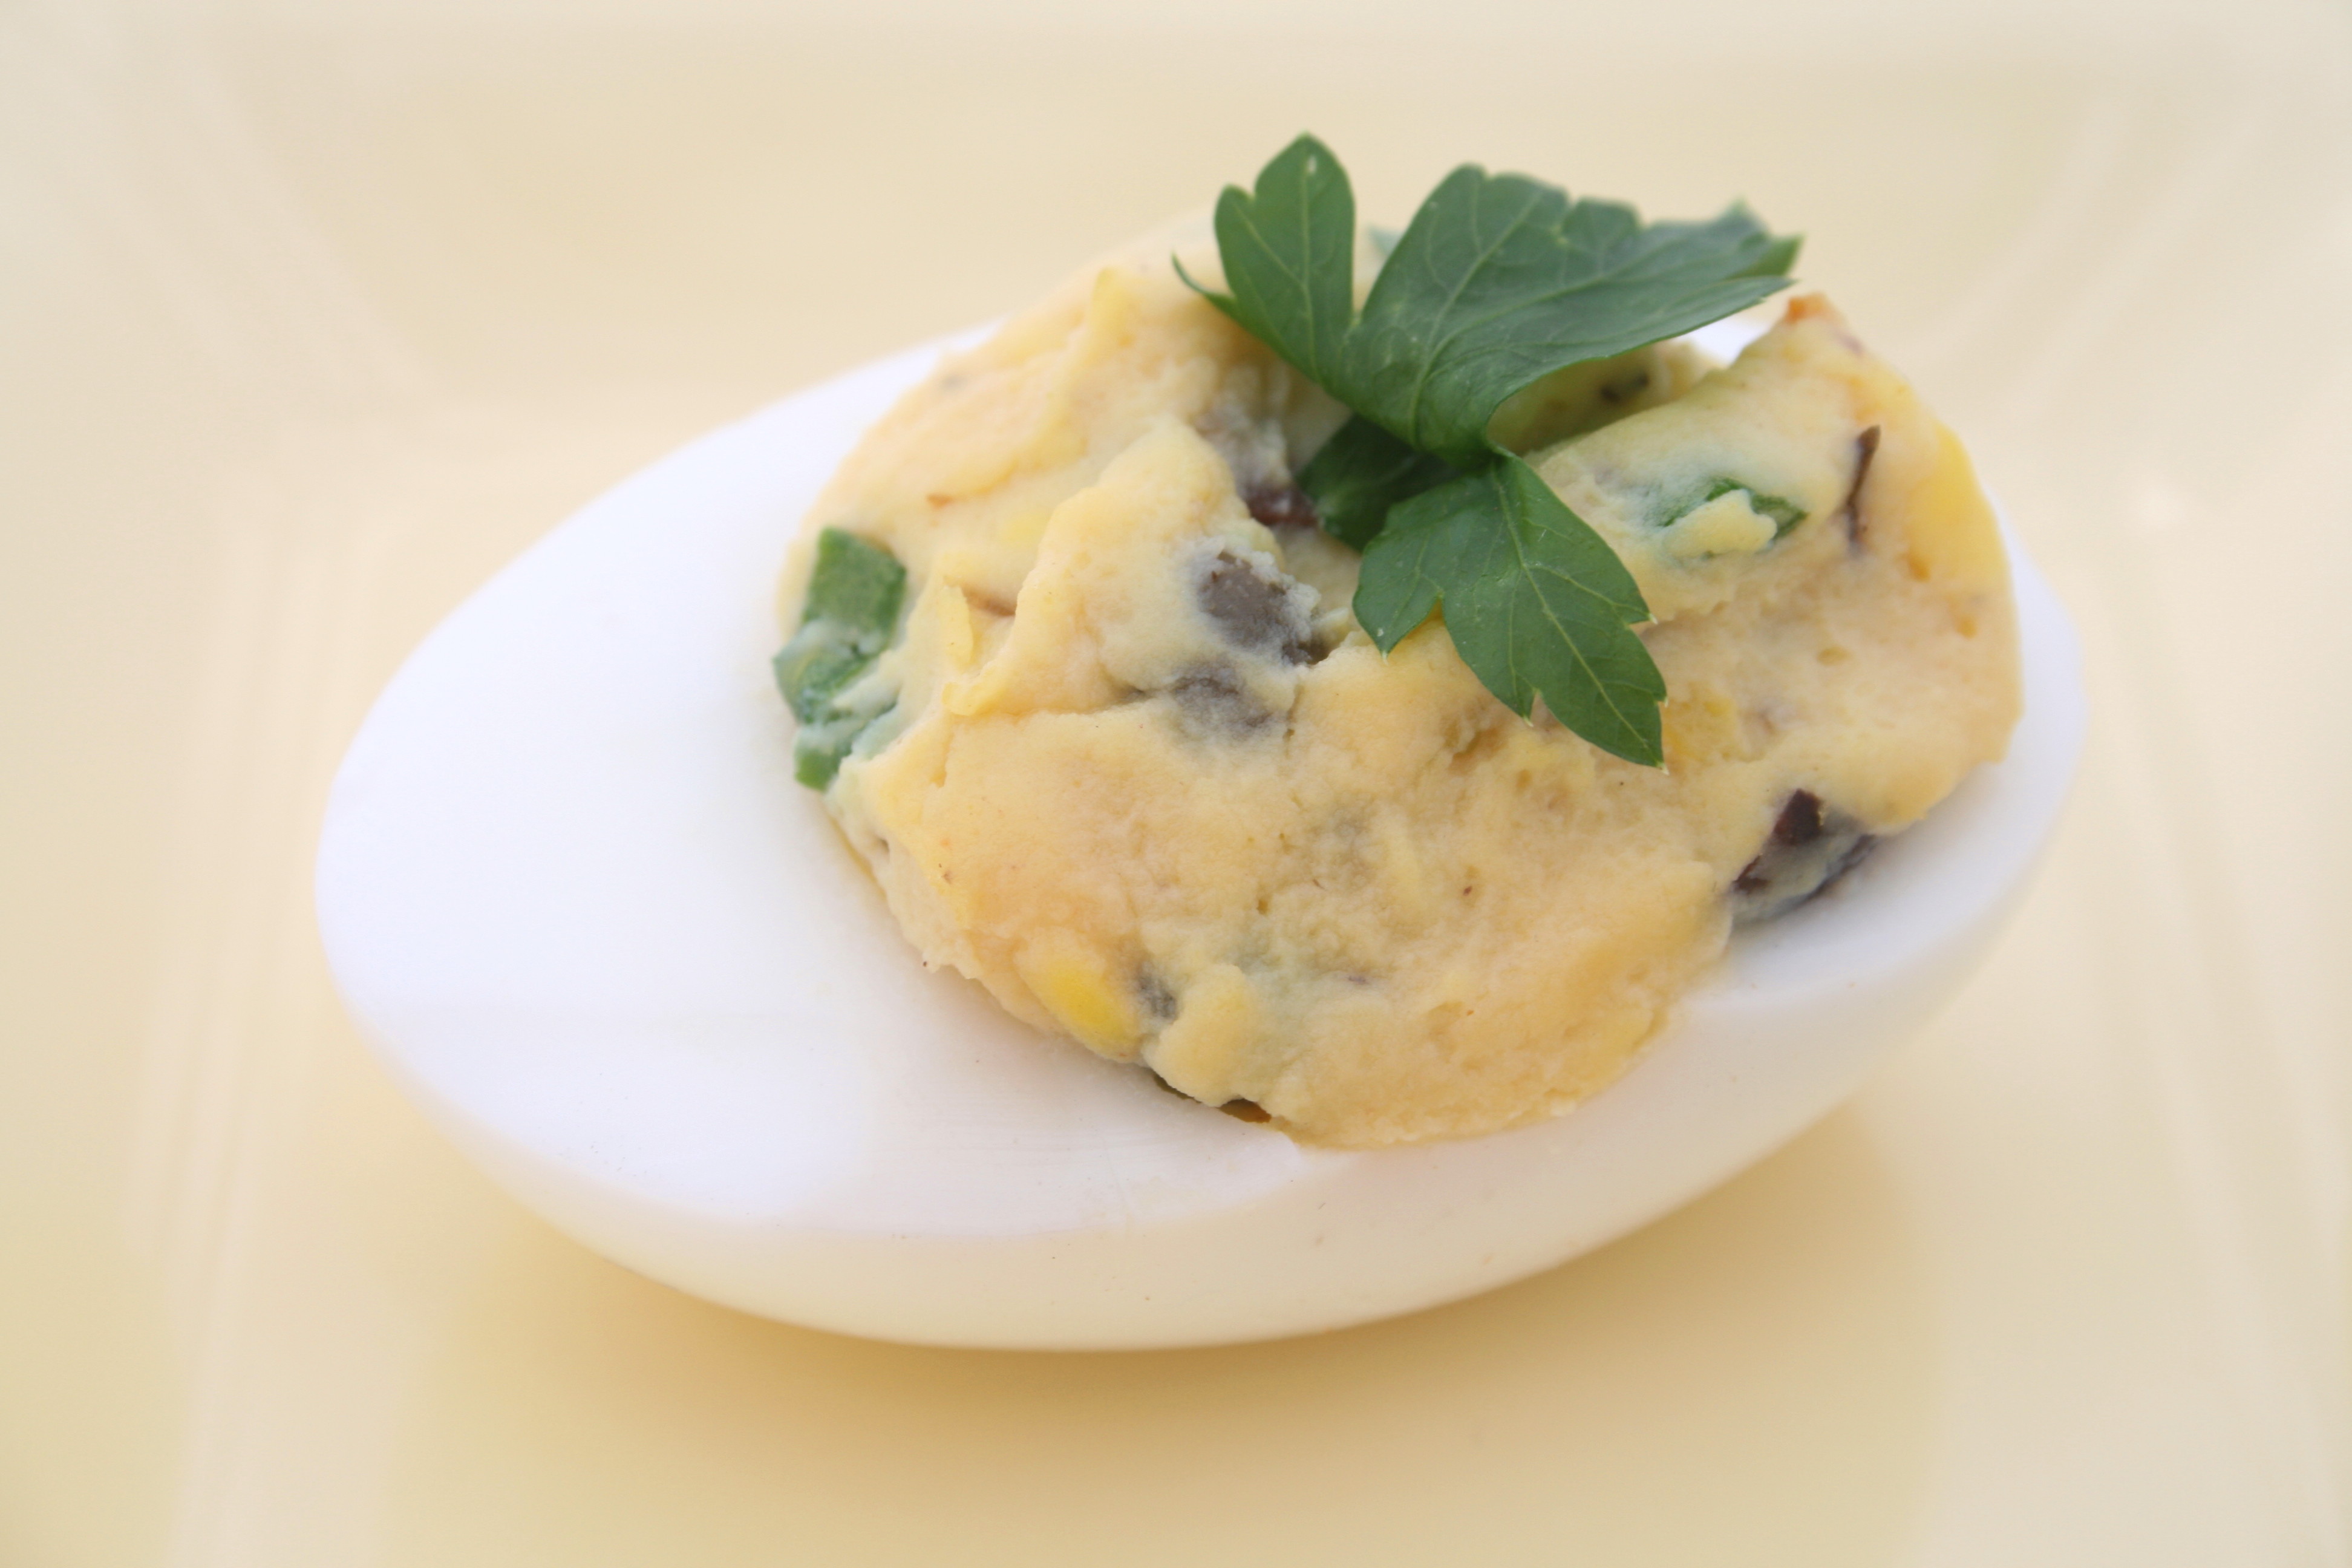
[[4, 0, 2348, 1562]]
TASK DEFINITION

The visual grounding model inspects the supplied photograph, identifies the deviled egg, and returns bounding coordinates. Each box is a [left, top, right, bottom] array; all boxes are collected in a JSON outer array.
[[316, 143, 2081, 1347], [315, 322, 2079, 1351]]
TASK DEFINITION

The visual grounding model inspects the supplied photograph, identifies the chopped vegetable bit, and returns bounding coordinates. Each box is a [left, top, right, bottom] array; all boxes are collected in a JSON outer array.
[[1695, 477, 1806, 539], [774, 528, 906, 788]]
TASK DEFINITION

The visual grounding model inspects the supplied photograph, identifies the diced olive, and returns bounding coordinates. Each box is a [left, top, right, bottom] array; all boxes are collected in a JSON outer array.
[[1244, 483, 1320, 532], [1731, 789, 1877, 922], [1841, 426, 1882, 548], [1137, 970, 1178, 1022], [1168, 663, 1273, 735], [1195, 547, 1315, 664]]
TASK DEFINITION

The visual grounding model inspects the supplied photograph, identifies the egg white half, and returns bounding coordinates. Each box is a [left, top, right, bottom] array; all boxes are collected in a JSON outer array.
[[315, 328, 2083, 1350]]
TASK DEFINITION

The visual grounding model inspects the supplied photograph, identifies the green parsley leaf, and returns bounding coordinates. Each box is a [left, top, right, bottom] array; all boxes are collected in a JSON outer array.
[[1356, 457, 1665, 766], [1345, 174, 1798, 466], [774, 528, 905, 788], [1178, 134, 1357, 393], [1183, 136, 1797, 766], [1296, 416, 1455, 550], [1189, 136, 1798, 467]]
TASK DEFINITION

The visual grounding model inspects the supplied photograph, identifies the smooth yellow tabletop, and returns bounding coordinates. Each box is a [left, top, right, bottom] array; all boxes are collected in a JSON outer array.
[[4, 0, 2348, 1561]]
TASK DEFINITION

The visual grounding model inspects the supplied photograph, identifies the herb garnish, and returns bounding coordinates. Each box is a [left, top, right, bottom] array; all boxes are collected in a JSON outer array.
[[1179, 136, 1798, 766], [1692, 479, 1808, 539], [774, 528, 905, 788]]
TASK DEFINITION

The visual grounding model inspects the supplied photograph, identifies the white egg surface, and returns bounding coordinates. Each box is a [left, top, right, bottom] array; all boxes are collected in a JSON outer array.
[[315, 325, 2083, 1351]]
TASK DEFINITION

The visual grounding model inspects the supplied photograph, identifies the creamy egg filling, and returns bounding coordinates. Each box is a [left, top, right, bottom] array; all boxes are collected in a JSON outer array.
[[778, 260, 2019, 1148]]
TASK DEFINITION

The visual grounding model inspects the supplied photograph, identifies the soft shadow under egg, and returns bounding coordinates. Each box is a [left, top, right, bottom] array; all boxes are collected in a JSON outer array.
[[382, 1110, 1933, 1565]]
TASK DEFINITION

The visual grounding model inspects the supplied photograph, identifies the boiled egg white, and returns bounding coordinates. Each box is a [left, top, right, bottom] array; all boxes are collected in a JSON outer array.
[[315, 324, 2083, 1350]]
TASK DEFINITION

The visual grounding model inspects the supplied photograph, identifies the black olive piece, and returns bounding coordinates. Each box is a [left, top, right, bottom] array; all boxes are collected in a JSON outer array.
[[1732, 789, 1878, 923], [1768, 788, 1824, 849], [1137, 970, 1178, 1022], [1842, 426, 1882, 549], [1195, 548, 1315, 665], [1244, 483, 1320, 532], [1168, 664, 1273, 735]]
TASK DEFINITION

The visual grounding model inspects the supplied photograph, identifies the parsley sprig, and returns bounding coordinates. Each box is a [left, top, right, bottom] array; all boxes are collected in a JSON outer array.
[[1179, 136, 1798, 766]]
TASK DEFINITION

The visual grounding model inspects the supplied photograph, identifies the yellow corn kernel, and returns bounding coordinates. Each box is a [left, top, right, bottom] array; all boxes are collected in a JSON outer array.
[[1014, 932, 1142, 1059]]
